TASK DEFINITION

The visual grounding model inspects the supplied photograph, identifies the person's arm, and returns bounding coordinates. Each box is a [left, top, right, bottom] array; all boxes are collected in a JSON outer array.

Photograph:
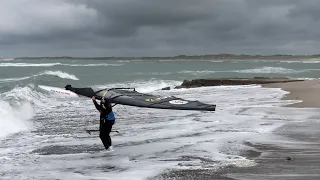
[[92, 96, 101, 112]]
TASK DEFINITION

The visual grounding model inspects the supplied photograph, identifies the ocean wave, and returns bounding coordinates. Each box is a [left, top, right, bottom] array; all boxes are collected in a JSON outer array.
[[0, 62, 123, 67], [1, 85, 47, 107], [0, 76, 32, 83], [0, 63, 62, 67], [135, 70, 217, 76], [178, 70, 217, 75], [0, 100, 33, 139], [280, 60, 320, 63], [65, 63, 123, 67], [0, 70, 79, 83], [42, 71, 79, 80], [235, 66, 301, 74], [94, 80, 182, 93]]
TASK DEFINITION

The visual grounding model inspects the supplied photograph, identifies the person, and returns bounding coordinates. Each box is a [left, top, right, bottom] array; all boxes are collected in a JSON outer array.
[[92, 96, 116, 150]]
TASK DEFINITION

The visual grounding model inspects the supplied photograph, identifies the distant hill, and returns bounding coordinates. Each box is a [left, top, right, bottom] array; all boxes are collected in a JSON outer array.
[[15, 54, 320, 60]]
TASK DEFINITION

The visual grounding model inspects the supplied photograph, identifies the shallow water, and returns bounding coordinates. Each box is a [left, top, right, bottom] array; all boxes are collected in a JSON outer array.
[[1, 59, 320, 179]]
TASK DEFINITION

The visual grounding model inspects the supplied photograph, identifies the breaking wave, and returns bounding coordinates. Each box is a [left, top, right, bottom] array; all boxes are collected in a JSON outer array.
[[94, 80, 182, 93], [0, 63, 62, 67], [178, 70, 217, 75], [235, 66, 301, 74], [280, 60, 320, 64], [0, 82, 80, 139], [134, 67, 320, 76], [0, 70, 79, 83], [135, 70, 217, 76], [43, 71, 79, 80], [0, 100, 33, 139], [65, 63, 123, 67]]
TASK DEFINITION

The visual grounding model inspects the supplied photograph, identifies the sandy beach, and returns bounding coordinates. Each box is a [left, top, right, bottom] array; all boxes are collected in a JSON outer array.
[[263, 80, 320, 108]]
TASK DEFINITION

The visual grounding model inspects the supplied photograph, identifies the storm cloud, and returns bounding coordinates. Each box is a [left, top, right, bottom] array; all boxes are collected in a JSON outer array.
[[1, 0, 320, 57]]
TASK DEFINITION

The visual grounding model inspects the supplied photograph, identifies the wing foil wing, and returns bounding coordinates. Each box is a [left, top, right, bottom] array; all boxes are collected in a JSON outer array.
[[65, 85, 216, 111]]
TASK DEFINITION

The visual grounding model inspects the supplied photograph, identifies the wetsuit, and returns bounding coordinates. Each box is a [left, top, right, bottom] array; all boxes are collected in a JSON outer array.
[[93, 98, 115, 150]]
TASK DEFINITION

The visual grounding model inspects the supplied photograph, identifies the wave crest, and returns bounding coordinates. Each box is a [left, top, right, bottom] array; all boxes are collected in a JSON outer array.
[[0, 70, 79, 83], [43, 71, 79, 80], [236, 66, 300, 74]]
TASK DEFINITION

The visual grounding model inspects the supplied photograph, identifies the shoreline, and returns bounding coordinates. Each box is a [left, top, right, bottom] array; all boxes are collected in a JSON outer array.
[[151, 80, 320, 180], [262, 80, 320, 108], [226, 80, 320, 179]]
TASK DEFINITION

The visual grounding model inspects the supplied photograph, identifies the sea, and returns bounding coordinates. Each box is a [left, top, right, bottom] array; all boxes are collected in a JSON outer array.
[[1, 58, 320, 180]]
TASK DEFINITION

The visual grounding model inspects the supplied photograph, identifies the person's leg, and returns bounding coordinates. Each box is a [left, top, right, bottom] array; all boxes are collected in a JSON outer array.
[[104, 120, 115, 147], [99, 120, 115, 150], [99, 128, 110, 150]]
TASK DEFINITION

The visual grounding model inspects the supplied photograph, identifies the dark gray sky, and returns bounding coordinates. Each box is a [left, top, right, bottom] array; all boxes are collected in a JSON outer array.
[[1, 0, 320, 57]]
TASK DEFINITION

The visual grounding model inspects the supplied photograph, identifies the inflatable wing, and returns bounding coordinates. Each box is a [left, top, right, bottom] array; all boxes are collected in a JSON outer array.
[[65, 85, 216, 111]]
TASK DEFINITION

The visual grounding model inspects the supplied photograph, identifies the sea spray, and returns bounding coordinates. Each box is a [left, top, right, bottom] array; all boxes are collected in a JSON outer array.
[[0, 101, 33, 139]]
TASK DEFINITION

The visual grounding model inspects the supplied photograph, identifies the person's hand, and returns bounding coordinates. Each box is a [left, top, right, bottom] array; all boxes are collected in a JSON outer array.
[[92, 96, 96, 100]]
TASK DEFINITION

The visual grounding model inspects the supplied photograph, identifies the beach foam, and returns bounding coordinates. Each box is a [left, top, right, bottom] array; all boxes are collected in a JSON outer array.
[[0, 80, 314, 180]]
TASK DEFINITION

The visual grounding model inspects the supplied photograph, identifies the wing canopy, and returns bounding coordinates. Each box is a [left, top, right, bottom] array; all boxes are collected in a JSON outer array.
[[65, 85, 216, 111]]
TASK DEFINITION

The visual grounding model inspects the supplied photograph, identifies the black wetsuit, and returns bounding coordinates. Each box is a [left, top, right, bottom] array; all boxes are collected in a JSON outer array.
[[93, 99, 115, 150]]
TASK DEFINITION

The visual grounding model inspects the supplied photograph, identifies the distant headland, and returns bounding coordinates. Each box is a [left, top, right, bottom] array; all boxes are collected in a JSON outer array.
[[14, 54, 320, 60]]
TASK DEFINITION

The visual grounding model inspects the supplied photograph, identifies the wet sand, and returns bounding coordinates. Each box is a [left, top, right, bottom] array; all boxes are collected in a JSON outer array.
[[262, 80, 320, 108], [151, 80, 320, 180], [226, 80, 320, 180], [225, 121, 320, 180]]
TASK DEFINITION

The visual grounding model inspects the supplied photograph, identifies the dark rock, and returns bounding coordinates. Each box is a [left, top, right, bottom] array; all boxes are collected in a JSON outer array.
[[174, 77, 304, 89], [161, 87, 170, 90], [286, 156, 293, 161]]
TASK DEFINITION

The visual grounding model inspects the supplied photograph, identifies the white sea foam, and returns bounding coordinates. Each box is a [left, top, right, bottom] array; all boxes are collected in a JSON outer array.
[[0, 100, 33, 140], [0, 81, 317, 180]]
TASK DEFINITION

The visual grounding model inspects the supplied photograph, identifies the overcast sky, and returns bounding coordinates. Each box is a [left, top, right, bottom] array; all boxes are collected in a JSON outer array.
[[1, 0, 320, 57]]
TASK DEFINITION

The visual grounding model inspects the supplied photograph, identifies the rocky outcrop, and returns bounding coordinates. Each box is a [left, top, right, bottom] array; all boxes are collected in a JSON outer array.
[[161, 87, 171, 90], [174, 77, 304, 89]]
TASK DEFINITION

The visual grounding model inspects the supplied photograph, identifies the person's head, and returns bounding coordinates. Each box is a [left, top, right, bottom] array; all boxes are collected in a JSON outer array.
[[101, 97, 111, 108], [101, 97, 106, 104]]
